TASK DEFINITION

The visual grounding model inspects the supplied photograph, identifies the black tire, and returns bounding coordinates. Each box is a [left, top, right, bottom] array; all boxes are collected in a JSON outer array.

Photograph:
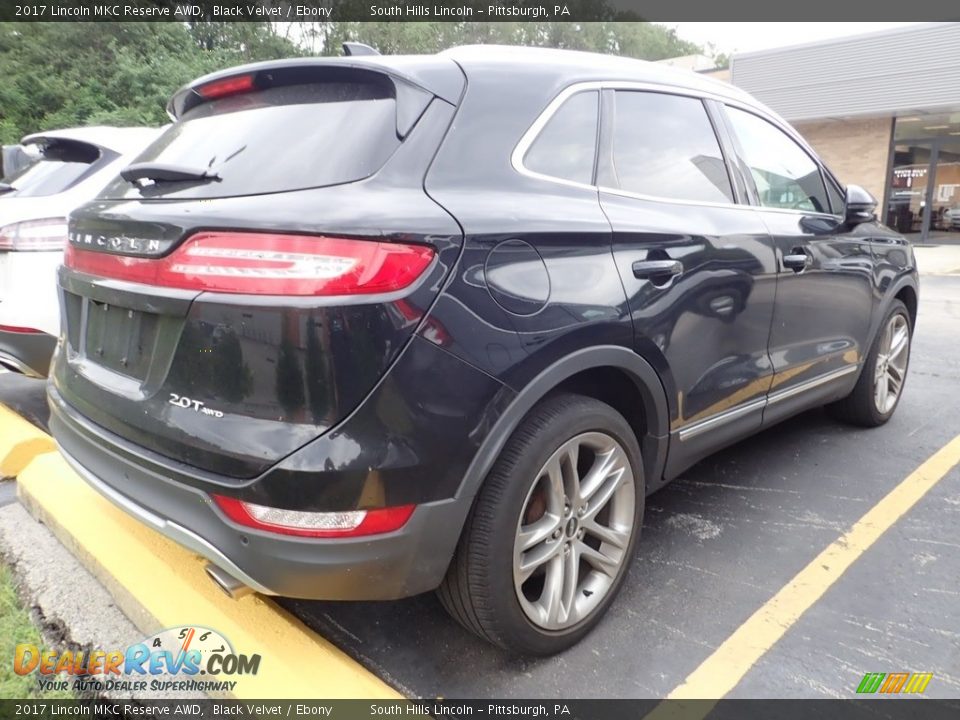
[[828, 299, 912, 427], [437, 392, 644, 655]]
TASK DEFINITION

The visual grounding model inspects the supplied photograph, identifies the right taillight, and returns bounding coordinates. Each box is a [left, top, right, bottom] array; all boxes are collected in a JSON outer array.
[[64, 231, 435, 296], [0, 218, 68, 251]]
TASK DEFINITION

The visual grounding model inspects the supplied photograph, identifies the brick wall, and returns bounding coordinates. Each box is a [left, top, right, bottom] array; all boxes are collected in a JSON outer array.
[[793, 117, 893, 205]]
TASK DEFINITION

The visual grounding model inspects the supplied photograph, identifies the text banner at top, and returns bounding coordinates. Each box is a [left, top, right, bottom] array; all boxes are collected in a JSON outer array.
[[1, 0, 958, 22]]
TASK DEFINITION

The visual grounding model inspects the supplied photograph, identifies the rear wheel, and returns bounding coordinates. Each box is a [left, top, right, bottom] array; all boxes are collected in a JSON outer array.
[[828, 299, 912, 427], [438, 393, 644, 655]]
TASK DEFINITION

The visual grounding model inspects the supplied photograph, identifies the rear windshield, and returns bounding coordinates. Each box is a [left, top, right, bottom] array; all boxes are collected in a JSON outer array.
[[102, 81, 402, 200], [1, 140, 101, 198]]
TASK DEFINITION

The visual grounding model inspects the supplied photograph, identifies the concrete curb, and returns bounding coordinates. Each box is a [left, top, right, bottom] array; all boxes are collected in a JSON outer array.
[[0, 404, 54, 478]]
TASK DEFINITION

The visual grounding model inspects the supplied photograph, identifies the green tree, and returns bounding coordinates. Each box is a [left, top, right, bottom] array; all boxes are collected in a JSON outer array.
[[0, 22, 303, 144], [0, 20, 701, 145]]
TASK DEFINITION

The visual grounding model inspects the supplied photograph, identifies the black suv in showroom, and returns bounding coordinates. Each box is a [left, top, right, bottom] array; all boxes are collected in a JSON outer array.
[[48, 45, 918, 655]]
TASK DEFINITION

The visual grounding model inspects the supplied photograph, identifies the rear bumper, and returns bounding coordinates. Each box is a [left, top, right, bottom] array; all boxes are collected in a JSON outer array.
[[0, 329, 56, 377], [48, 384, 472, 600]]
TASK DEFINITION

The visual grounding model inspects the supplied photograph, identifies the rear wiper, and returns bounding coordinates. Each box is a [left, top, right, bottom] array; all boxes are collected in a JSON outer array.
[[121, 162, 220, 184], [0, 182, 15, 195]]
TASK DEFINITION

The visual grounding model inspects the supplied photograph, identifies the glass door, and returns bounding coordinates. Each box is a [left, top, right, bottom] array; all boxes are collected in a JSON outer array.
[[929, 138, 960, 242], [885, 143, 933, 242]]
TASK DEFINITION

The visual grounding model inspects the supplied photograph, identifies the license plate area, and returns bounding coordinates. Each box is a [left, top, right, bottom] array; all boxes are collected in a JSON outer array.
[[84, 299, 159, 379]]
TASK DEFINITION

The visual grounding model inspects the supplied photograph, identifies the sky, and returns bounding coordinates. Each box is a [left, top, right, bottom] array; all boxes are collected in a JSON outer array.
[[668, 22, 924, 56]]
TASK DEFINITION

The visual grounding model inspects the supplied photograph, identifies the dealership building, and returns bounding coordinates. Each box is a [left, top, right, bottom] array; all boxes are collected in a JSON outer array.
[[716, 23, 960, 243]]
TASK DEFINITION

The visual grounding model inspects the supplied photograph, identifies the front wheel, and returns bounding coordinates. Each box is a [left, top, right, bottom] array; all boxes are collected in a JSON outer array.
[[437, 393, 644, 655], [828, 299, 912, 427]]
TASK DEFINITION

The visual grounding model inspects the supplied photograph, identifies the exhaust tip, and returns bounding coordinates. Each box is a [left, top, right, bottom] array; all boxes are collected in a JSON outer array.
[[205, 563, 253, 600]]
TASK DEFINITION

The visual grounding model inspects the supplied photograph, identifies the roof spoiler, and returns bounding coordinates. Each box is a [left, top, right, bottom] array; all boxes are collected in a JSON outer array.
[[167, 56, 464, 121]]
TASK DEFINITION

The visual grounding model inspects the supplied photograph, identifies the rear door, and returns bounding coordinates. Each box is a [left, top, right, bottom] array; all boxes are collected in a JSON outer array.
[[720, 105, 875, 420], [597, 87, 778, 478], [52, 64, 464, 479]]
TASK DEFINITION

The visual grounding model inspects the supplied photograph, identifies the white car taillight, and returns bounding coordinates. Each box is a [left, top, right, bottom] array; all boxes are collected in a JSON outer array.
[[0, 218, 68, 251]]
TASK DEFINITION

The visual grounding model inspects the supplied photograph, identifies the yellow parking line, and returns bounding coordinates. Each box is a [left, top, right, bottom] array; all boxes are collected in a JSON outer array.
[[652, 433, 960, 711], [18, 450, 401, 699], [0, 404, 55, 478]]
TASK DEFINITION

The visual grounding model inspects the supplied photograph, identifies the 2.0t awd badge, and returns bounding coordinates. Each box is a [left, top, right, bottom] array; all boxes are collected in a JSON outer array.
[[168, 393, 224, 418]]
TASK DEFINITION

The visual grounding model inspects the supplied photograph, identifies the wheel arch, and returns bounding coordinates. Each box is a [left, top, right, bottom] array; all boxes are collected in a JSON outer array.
[[869, 275, 919, 351], [894, 283, 918, 330], [426, 346, 670, 588], [457, 346, 670, 507]]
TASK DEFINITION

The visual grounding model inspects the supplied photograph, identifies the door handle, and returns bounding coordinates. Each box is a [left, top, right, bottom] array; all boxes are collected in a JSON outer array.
[[782, 249, 811, 272], [632, 259, 683, 283]]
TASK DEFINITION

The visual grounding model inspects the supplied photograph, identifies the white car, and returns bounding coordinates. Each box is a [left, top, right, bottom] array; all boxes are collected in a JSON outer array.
[[945, 205, 960, 230], [0, 126, 159, 376]]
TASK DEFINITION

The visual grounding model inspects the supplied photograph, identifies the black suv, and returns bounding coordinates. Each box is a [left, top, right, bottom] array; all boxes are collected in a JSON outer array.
[[48, 45, 918, 655]]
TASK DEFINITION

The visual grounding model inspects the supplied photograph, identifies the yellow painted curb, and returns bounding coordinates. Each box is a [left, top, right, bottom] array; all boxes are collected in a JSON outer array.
[[0, 404, 56, 478], [18, 450, 401, 699]]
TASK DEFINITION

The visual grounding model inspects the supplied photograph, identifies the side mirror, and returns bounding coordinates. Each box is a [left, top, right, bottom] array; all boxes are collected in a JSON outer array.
[[844, 184, 877, 226]]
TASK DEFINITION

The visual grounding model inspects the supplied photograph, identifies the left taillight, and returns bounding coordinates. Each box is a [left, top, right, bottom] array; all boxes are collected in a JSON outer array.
[[63, 231, 436, 296], [211, 495, 415, 539], [0, 218, 68, 251]]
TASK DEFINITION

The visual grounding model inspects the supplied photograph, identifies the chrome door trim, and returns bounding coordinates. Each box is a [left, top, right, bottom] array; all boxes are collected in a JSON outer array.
[[677, 364, 859, 441], [678, 397, 766, 442], [766, 364, 858, 406]]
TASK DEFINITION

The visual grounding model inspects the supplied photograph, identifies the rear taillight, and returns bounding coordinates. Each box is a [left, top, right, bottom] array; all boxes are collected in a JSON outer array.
[[0, 324, 44, 334], [212, 495, 415, 538], [64, 232, 435, 296], [0, 218, 68, 251]]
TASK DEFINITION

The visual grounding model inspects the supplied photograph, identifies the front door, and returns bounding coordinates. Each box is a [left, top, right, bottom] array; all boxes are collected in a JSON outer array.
[[722, 105, 876, 421], [596, 88, 778, 480]]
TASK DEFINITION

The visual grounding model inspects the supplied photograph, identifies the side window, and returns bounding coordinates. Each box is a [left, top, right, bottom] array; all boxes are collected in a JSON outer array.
[[602, 91, 734, 204], [523, 90, 599, 185], [726, 107, 830, 213]]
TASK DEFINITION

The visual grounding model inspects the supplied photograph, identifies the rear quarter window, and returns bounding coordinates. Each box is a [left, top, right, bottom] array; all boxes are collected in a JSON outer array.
[[102, 81, 403, 200], [522, 90, 599, 185]]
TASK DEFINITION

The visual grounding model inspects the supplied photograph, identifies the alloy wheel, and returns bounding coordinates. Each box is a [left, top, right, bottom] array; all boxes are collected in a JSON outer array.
[[874, 313, 910, 414], [513, 431, 635, 631]]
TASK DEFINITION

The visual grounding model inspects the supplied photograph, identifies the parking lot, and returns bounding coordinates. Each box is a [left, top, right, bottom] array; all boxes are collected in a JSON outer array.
[[2, 260, 958, 700]]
